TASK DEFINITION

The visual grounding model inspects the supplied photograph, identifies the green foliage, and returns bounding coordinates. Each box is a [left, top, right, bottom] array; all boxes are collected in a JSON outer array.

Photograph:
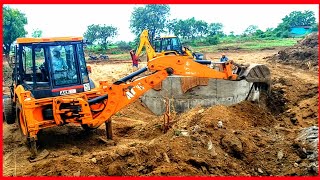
[[207, 36, 219, 45], [243, 25, 258, 36], [281, 10, 316, 27], [311, 23, 318, 32], [83, 24, 118, 50], [182, 35, 219, 47], [167, 18, 210, 39], [86, 45, 105, 54], [3, 6, 28, 56], [130, 5, 170, 42], [31, 28, 42, 38], [194, 20, 208, 37], [191, 38, 300, 52], [274, 10, 316, 37], [208, 23, 223, 36], [115, 41, 133, 51]]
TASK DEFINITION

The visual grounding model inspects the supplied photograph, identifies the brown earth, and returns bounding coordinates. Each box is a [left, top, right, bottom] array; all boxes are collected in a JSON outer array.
[[2, 48, 318, 176], [266, 32, 319, 71]]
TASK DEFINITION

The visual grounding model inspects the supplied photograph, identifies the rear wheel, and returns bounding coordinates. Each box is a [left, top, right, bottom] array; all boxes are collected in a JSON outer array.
[[3, 98, 16, 124]]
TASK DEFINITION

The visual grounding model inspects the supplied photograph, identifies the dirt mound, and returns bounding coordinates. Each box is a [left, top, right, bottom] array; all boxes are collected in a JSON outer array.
[[298, 33, 319, 48], [266, 33, 318, 70], [7, 99, 315, 176]]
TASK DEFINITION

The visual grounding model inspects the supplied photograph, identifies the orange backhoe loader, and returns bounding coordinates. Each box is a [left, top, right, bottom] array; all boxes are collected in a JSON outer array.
[[129, 29, 204, 63], [3, 36, 270, 159]]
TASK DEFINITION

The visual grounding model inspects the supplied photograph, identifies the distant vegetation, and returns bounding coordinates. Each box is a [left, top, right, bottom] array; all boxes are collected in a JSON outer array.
[[83, 6, 317, 55]]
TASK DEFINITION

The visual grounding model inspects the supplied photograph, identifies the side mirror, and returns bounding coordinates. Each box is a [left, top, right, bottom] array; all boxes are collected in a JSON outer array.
[[87, 66, 92, 73]]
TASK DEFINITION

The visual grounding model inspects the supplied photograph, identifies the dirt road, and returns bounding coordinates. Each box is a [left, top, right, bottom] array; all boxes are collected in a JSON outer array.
[[3, 49, 318, 176]]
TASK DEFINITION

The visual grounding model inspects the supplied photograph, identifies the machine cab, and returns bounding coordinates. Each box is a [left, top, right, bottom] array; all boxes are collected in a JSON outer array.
[[13, 37, 92, 99], [153, 36, 183, 55]]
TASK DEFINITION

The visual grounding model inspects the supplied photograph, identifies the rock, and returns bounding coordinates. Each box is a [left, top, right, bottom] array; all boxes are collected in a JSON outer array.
[[302, 148, 307, 154], [70, 146, 82, 156], [210, 148, 218, 158], [197, 109, 204, 114], [175, 129, 189, 136], [257, 168, 263, 174], [221, 134, 243, 158], [308, 162, 318, 174], [201, 166, 208, 174], [277, 150, 284, 160], [73, 171, 81, 176], [191, 125, 201, 133], [163, 152, 170, 163], [207, 140, 213, 150], [290, 117, 298, 125], [217, 121, 223, 128], [91, 157, 97, 164], [294, 163, 299, 167]]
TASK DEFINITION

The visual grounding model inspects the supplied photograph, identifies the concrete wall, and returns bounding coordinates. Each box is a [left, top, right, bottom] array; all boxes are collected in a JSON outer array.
[[141, 75, 254, 115]]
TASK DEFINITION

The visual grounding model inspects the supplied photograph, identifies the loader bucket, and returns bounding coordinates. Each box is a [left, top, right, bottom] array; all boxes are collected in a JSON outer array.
[[237, 64, 271, 93], [238, 64, 271, 84]]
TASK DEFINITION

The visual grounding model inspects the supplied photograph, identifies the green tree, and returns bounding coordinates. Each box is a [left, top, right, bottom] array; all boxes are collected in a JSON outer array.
[[243, 25, 258, 36], [116, 41, 132, 51], [31, 28, 42, 38], [264, 28, 275, 37], [281, 10, 316, 27], [3, 6, 28, 58], [194, 20, 208, 37], [208, 23, 223, 36], [229, 31, 235, 37], [274, 10, 316, 37], [311, 23, 318, 32], [167, 19, 188, 39], [83, 24, 118, 50], [130, 5, 170, 43], [253, 29, 265, 38], [167, 18, 208, 40]]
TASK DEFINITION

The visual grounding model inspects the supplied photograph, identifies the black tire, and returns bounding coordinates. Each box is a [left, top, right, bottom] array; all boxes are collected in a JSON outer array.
[[3, 98, 16, 124]]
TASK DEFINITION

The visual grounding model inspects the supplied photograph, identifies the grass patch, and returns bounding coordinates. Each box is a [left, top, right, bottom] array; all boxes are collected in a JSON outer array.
[[191, 38, 301, 52], [109, 54, 131, 60]]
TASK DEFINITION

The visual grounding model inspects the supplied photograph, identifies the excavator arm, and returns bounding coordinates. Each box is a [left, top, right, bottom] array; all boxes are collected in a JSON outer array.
[[85, 68, 169, 128], [84, 55, 248, 129], [132, 29, 157, 62]]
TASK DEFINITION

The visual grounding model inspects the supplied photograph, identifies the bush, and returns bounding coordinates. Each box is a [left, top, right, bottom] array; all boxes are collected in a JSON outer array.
[[116, 41, 133, 51], [207, 36, 219, 45], [280, 30, 290, 38]]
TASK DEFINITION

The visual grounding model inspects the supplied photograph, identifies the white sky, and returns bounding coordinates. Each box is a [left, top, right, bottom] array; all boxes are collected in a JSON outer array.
[[6, 4, 319, 42]]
